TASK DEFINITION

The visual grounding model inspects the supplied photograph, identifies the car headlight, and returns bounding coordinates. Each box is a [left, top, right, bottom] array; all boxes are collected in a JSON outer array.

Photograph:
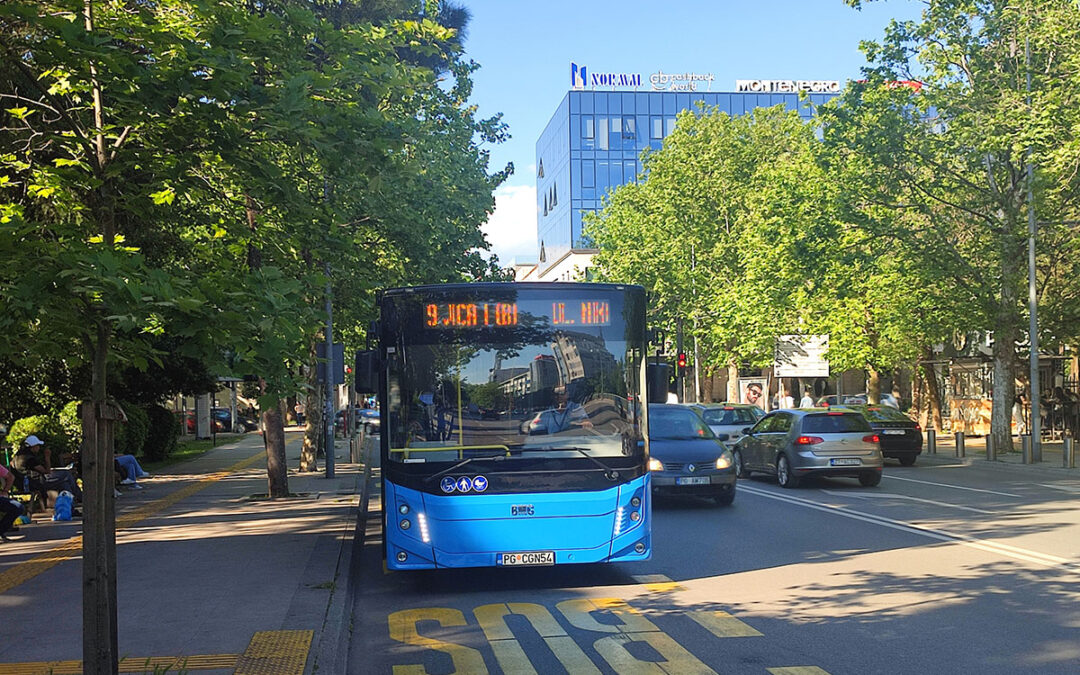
[[648, 458, 664, 472], [715, 452, 733, 470]]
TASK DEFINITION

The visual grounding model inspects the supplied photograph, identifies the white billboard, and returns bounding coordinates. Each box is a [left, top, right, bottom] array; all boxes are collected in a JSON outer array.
[[775, 335, 830, 377]]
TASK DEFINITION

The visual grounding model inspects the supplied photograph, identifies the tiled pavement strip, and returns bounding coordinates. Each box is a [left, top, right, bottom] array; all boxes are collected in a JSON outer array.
[[0, 446, 316, 675]]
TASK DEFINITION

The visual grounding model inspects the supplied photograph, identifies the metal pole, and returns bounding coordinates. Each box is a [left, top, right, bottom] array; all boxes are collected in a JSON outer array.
[[1026, 35, 1043, 463], [986, 434, 995, 461], [324, 261, 335, 479], [927, 428, 936, 455], [1021, 434, 1031, 464], [1063, 436, 1072, 469], [955, 431, 965, 458], [676, 317, 684, 403]]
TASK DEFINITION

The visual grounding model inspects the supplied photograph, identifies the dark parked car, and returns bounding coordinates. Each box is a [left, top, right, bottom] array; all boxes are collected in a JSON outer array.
[[733, 408, 884, 488], [845, 404, 923, 466], [647, 404, 737, 506]]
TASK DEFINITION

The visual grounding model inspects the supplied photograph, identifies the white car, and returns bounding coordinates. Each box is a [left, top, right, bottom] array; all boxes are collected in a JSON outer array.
[[687, 404, 765, 444]]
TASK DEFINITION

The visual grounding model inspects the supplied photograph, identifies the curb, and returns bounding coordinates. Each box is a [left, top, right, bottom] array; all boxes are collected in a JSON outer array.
[[309, 442, 373, 675], [916, 451, 1078, 478]]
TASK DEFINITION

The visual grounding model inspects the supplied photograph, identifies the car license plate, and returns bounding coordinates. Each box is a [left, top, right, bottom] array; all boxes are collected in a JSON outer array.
[[882, 429, 906, 435], [830, 458, 861, 466], [498, 551, 555, 566], [676, 476, 711, 485]]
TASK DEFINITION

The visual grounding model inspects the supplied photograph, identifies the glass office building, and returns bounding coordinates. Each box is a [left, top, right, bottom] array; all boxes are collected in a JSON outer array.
[[534, 90, 837, 280]]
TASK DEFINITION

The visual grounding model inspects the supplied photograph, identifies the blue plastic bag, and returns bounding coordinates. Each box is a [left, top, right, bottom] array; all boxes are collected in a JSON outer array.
[[53, 490, 74, 521]]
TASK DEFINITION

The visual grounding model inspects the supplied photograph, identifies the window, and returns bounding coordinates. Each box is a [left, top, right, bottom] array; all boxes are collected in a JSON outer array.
[[582, 116, 595, 150], [537, 160, 544, 179], [581, 160, 595, 188], [665, 116, 677, 136], [651, 117, 663, 139], [621, 116, 636, 149], [802, 414, 871, 434], [597, 117, 608, 150]]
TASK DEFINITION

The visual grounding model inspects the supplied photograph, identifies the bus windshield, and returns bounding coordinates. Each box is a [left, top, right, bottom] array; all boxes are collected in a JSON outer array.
[[383, 285, 645, 465]]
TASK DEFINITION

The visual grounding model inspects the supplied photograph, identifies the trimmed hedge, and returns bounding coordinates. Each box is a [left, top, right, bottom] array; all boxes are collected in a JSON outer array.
[[142, 404, 180, 461], [114, 402, 149, 457]]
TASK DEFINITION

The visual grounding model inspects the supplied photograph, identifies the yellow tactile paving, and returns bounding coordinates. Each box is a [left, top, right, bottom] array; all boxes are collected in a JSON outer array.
[[232, 630, 313, 675], [0, 653, 239, 674], [0, 450, 267, 594]]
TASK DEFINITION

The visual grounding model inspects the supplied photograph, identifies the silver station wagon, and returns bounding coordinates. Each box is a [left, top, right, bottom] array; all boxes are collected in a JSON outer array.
[[732, 409, 883, 488]]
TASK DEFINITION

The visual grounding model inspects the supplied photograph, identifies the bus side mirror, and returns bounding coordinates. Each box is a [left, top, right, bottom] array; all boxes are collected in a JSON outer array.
[[646, 363, 671, 404], [354, 350, 379, 393]]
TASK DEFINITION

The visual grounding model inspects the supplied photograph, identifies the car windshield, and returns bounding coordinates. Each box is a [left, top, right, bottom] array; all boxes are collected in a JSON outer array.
[[802, 413, 872, 433], [650, 407, 715, 440], [700, 407, 760, 425], [861, 406, 913, 423]]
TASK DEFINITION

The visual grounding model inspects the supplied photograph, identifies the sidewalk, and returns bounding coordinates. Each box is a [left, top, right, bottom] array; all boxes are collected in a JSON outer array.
[[918, 433, 1078, 474], [0, 429, 361, 675]]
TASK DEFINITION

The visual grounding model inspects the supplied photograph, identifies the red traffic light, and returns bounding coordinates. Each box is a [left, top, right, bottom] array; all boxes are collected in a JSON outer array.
[[676, 352, 687, 368]]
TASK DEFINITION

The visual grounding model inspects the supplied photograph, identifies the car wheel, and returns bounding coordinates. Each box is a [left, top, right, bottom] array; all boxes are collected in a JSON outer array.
[[733, 450, 749, 479], [713, 490, 735, 507], [776, 454, 799, 488], [859, 471, 882, 487], [898, 454, 917, 467]]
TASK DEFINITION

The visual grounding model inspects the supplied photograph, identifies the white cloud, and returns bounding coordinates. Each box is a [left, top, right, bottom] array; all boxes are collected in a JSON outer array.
[[482, 182, 537, 265]]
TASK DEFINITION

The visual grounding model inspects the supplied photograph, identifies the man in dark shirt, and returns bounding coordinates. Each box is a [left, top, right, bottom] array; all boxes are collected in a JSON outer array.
[[13, 435, 82, 504]]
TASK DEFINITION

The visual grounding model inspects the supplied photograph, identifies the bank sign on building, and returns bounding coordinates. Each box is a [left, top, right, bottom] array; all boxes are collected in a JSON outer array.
[[523, 64, 840, 283]]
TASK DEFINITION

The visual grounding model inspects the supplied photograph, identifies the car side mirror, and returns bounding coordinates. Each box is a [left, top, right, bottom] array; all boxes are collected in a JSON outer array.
[[716, 433, 729, 442], [742, 427, 752, 435]]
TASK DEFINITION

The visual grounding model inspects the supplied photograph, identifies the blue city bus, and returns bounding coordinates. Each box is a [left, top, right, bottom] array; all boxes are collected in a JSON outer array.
[[367, 282, 651, 570]]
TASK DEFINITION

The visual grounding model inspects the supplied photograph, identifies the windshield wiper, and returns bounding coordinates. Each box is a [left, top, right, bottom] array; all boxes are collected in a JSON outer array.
[[536, 446, 620, 481], [424, 454, 508, 483]]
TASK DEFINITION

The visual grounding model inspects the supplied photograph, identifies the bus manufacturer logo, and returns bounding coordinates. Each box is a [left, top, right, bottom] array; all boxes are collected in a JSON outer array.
[[472, 475, 489, 492], [440, 476, 457, 493], [511, 505, 535, 516], [456, 476, 473, 493]]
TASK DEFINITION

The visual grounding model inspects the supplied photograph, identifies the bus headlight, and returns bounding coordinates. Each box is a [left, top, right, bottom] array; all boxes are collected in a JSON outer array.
[[648, 458, 663, 472], [715, 453, 733, 470]]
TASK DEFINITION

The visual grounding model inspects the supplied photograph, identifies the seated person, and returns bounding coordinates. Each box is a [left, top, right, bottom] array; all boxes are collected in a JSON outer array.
[[0, 463, 24, 542], [115, 453, 151, 489], [12, 435, 83, 505]]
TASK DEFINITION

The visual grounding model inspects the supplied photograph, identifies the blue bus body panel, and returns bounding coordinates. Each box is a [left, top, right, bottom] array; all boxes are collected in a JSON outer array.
[[385, 474, 650, 569]]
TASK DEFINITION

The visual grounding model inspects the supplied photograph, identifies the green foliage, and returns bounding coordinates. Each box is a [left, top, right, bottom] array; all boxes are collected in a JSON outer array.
[[59, 401, 82, 449], [141, 404, 180, 461], [115, 403, 150, 457]]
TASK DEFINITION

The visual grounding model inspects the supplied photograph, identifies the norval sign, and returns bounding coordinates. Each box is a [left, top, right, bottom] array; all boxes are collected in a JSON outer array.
[[571, 63, 840, 94]]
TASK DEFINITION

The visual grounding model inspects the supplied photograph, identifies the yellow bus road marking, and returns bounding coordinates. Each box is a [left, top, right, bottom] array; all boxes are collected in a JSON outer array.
[[0, 449, 270, 595], [0, 653, 240, 674], [687, 610, 763, 638], [632, 573, 686, 593], [768, 667, 833, 675], [234, 630, 313, 675], [389, 608, 488, 674]]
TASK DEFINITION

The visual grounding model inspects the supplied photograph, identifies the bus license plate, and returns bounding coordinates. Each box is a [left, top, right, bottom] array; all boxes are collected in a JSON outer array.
[[830, 458, 861, 466], [499, 551, 555, 566], [676, 476, 710, 485]]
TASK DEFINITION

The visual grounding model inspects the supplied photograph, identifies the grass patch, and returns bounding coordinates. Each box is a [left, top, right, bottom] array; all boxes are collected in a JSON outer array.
[[143, 434, 247, 472]]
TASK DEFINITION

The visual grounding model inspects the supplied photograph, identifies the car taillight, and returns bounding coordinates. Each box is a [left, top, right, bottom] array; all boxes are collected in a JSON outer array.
[[915, 424, 922, 431], [863, 434, 880, 443], [795, 436, 824, 445]]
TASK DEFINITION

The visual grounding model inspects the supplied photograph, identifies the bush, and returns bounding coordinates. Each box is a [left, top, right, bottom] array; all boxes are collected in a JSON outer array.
[[114, 402, 150, 457], [7, 414, 72, 464], [142, 404, 180, 461], [59, 401, 82, 448]]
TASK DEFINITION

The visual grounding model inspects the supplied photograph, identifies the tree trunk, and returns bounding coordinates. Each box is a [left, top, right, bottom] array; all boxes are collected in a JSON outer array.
[[726, 360, 739, 402], [262, 404, 289, 497], [300, 340, 320, 471], [920, 347, 944, 431], [912, 363, 925, 426], [990, 232, 1022, 454], [867, 367, 881, 404], [702, 369, 714, 403]]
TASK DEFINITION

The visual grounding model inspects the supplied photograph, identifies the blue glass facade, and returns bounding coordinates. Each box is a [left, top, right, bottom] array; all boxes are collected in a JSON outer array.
[[535, 90, 837, 275]]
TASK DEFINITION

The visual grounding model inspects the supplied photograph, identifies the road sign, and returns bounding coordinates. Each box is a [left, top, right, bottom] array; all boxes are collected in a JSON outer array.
[[774, 335, 829, 377]]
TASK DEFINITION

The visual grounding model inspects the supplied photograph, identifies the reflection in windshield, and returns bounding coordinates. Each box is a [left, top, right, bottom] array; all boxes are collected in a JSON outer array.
[[388, 327, 640, 461]]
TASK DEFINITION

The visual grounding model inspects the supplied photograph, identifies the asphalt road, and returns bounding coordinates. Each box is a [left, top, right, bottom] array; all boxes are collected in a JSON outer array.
[[347, 459, 1080, 674]]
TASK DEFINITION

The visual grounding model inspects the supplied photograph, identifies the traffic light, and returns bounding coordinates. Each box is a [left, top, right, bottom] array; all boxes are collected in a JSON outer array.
[[676, 352, 687, 373]]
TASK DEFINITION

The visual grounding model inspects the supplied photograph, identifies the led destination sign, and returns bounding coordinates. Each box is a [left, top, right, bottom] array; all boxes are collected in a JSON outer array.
[[425, 300, 611, 328]]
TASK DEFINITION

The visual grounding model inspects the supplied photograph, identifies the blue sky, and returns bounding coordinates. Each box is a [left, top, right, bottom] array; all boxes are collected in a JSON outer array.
[[461, 0, 922, 265]]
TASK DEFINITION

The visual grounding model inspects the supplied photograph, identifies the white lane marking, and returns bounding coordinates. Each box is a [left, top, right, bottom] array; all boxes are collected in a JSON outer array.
[[882, 474, 1021, 498], [740, 484, 1080, 574], [1037, 483, 1080, 494], [818, 489, 996, 515]]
